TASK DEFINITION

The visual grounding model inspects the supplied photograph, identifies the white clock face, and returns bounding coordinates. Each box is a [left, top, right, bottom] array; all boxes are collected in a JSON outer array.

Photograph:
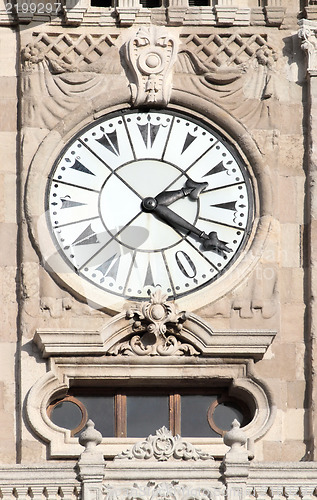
[[47, 110, 253, 302]]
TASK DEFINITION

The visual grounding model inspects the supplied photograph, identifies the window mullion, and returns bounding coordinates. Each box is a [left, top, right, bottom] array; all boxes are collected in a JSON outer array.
[[169, 393, 181, 435], [115, 393, 127, 437]]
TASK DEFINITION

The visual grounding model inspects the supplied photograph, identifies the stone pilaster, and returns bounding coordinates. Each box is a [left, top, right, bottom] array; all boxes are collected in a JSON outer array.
[[299, 19, 317, 460]]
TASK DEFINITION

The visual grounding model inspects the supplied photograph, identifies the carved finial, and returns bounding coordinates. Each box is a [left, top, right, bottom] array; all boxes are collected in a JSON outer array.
[[124, 26, 178, 107], [79, 420, 102, 453], [223, 420, 248, 459], [77, 420, 104, 477]]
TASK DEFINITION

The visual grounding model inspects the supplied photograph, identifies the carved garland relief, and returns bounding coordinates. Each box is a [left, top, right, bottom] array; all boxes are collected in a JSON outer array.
[[21, 27, 279, 128]]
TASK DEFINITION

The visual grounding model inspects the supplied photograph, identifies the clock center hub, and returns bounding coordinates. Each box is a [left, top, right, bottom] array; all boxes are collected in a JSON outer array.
[[99, 159, 199, 252], [142, 197, 157, 212]]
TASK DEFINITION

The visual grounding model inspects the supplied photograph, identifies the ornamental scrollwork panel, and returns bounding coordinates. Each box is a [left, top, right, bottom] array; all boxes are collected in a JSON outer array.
[[115, 426, 214, 462], [102, 482, 225, 500], [108, 290, 200, 357]]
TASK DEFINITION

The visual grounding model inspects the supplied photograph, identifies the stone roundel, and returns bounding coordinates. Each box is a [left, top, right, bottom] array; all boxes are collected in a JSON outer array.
[[137, 48, 165, 75]]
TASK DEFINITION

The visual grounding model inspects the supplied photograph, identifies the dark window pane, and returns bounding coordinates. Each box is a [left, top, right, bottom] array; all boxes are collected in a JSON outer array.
[[181, 395, 218, 437], [188, 0, 209, 6], [77, 396, 114, 437], [127, 395, 168, 437], [50, 401, 82, 431], [140, 0, 161, 7], [213, 402, 244, 432], [91, 0, 112, 6]]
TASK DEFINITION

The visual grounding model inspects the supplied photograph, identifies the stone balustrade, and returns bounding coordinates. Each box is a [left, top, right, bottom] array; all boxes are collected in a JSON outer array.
[[2, 422, 317, 500]]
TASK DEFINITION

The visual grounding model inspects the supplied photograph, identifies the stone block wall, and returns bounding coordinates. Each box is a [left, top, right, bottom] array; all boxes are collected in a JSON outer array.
[[0, 26, 18, 464], [0, 0, 314, 466]]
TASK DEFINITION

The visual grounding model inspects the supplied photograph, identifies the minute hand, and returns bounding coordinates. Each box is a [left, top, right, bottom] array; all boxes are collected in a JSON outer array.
[[152, 203, 232, 257], [153, 203, 204, 238]]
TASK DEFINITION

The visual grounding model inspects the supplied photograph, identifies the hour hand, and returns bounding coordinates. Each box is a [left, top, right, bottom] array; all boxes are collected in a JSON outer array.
[[155, 179, 208, 206]]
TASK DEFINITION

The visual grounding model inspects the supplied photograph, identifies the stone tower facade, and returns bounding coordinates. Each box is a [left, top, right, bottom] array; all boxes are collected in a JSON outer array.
[[1, 0, 317, 498]]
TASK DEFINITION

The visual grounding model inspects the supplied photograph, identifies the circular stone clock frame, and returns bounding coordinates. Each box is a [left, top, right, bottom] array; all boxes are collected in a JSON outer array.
[[26, 101, 271, 314]]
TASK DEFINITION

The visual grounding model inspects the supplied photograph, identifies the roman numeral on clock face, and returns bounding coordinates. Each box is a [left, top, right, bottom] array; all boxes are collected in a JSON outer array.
[[124, 252, 172, 298], [96, 129, 120, 156], [123, 113, 172, 160]]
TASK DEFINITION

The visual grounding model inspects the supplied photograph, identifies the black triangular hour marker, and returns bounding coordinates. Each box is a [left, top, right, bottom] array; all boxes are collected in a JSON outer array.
[[143, 262, 155, 287], [149, 124, 160, 147], [138, 124, 148, 145], [97, 253, 120, 280], [181, 133, 197, 154], [72, 224, 99, 246], [96, 130, 119, 156], [203, 161, 227, 177], [138, 123, 161, 148], [61, 198, 86, 209], [70, 159, 95, 176], [211, 201, 237, 211]]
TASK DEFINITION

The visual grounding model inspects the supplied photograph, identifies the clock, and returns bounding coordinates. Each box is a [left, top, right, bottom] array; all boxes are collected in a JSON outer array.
[[46, 109, 253, 304]]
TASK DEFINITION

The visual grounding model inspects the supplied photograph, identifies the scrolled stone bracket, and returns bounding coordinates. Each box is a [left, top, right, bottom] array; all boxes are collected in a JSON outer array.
[[298, 19, 317, 74], [124, 26, 178, 107]]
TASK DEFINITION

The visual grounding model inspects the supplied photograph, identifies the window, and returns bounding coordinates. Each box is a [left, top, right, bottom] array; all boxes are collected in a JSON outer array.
[[90, 0, 112, 7], [188, 0, 210, 7], [48, 387, 252, 439], [140, 0, 161, 8]]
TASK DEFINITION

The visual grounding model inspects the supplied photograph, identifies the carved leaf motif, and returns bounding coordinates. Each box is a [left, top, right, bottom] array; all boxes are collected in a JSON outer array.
[[108, 292, 198, 357], [108, 333, 199, 357], [115, 427, 214, 462]]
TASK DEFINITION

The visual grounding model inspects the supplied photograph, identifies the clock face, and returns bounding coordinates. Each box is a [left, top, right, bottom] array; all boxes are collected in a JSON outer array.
[[47, 109, 253, 302]]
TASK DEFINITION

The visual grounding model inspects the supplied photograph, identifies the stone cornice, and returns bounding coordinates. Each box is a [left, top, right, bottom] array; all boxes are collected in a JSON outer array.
[[34, 313, 276, 360]]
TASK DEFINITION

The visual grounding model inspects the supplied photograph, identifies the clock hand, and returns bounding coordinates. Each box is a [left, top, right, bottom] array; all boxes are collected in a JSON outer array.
[[151, 202, 205, 238], [155, 178, 208, 206], [141, 197, 232, 257]]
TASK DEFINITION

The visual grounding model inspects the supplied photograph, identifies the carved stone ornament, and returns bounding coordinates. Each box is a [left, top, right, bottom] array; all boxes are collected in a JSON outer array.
[[125, 26, 178, 106], [298, 19, 317, 73], [108, 290, 200, 356], [103, 481, 223, 500], [115, 426, 214, 462]]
